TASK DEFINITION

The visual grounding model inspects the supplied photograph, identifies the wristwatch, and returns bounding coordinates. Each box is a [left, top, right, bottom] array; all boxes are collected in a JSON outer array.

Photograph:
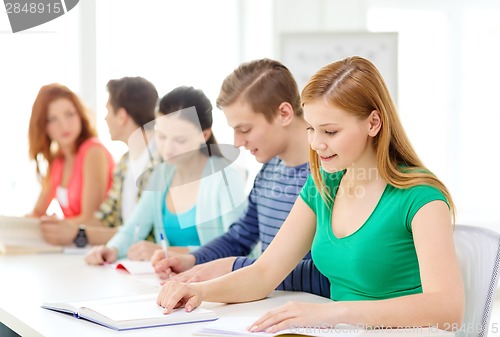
[[74, 224, 88, 248]]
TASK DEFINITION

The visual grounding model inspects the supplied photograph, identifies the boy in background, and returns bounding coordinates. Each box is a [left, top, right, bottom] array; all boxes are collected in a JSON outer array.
[[41, 76, 159, 252]]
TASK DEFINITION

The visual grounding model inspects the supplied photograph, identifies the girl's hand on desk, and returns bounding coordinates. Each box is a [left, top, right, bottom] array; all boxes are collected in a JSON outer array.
[[171, 257, 237, 283], [85, 245, 118, 265], [157, 281, 202, 314], [127, 241, 160, 261], [151, 249, 196, 280], [40, 216, 77, 245], [249, 302, 334, 334]]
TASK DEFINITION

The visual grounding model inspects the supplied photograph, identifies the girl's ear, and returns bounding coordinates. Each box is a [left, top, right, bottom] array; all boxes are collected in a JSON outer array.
[[202, 128, 212, 142], [368, 110, 382, 137]]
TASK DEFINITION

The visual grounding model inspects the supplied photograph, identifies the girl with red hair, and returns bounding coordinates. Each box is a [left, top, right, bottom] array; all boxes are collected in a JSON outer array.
[[28, 83, 114, 244]]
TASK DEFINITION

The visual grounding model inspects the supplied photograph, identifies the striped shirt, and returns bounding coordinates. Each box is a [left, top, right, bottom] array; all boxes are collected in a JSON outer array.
[[191, 157, 330, 298]]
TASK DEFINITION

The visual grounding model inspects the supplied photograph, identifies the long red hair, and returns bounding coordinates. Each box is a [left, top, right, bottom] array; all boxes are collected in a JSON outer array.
[[28, 83, 96, 181]]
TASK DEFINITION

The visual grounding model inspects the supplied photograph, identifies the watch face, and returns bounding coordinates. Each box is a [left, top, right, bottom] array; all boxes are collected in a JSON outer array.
[[74, 229, 88, 248]]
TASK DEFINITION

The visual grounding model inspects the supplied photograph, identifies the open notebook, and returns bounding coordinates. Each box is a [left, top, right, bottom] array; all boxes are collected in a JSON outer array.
[[42, 293, 217, 331], [112, 259, 156, 274], [195, 317, 456, 337], [0, 215, 63, 254]]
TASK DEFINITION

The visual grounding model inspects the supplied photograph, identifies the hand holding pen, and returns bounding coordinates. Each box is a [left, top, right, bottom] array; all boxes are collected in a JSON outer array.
[[151, 242, 197, 281], [152, 233, 172, 279], [160, 233, 168, 259]]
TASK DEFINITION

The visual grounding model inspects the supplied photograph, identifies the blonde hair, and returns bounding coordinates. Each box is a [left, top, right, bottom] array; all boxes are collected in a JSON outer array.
[[301, 56, 455, 221]]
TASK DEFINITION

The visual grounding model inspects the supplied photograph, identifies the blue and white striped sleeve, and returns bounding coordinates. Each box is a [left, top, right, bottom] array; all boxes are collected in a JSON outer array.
[[233, 256, 331, 298], [191, 194, 260, 264]]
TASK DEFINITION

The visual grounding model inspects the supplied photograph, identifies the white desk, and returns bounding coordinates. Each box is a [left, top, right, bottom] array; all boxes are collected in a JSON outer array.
[[0, 253, 334, 336], [0, 254, 453, 337]]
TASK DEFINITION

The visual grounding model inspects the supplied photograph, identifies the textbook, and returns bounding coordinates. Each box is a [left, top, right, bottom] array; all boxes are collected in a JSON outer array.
[[194, 316, 363, 337], [41, 293, 217, 331], [0, 215, 63, 255]]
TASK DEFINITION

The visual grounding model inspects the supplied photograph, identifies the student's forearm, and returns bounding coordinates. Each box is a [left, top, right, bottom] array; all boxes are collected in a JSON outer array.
[[76, 193, 107, 225], [67, 216, 103, 227], [333, 292, 463, 330], [106, 226, 134, 258], [194, 199, 317, 304], [31, 208, 46, 217], [196, 260, 321, 304], [33, 186, 51, 216], [61, 219, 117, 245], [194, 262, 283, 303], [80, 146, 111, 226], [233, 257, 330, 298], [86, 226, 117, 245]]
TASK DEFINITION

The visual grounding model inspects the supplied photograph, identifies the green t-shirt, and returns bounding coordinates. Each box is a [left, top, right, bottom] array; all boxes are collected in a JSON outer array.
[[299, 170, 448, 301]]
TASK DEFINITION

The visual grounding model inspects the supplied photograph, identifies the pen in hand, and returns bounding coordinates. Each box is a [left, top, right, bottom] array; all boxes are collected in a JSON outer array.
[[160, 232, 168, 259]]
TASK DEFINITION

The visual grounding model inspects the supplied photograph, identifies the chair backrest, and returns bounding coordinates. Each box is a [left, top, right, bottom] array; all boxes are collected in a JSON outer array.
[[454, 225, 500, 337]]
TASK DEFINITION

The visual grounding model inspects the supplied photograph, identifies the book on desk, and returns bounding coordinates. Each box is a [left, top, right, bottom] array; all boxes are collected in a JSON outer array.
[[41, 293, 217, 331], [0, 215, 63, 254], [111, 259, 156, 274], [194, 316, 457, 337]]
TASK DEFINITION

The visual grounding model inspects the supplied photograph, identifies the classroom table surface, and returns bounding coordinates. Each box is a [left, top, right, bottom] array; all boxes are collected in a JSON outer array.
[[0, 253, 454, 337]]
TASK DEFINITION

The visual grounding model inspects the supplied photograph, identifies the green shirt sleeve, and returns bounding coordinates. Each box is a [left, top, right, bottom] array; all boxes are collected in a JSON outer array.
[[299, 174, 317, 212], [403, 185, 448, 232]]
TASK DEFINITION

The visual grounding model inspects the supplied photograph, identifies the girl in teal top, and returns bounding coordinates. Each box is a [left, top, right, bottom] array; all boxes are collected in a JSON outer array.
[[85, 86, 246, 264], [156, 57, 464, 333], [161, 186, 199, 247]]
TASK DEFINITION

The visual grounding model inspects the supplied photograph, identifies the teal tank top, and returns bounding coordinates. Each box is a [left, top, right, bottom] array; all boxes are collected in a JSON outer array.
[[162, 189, 200, 247]]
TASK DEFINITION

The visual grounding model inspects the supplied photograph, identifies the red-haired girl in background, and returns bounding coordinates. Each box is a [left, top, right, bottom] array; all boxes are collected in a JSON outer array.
[[28, 83, 114, 244]]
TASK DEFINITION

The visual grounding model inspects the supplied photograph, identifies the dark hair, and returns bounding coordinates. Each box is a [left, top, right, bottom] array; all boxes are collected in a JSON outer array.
[[107, 77, 158, 128], [216, 58, 303, 122], [158, 86, 222, 157]]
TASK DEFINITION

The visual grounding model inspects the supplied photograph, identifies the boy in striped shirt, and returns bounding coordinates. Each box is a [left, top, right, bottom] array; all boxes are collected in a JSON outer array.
[[152, 59, 330, 297]]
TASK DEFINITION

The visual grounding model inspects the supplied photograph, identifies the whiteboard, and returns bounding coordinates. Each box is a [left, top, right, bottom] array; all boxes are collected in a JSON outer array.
[[280, 32, 398, 102]]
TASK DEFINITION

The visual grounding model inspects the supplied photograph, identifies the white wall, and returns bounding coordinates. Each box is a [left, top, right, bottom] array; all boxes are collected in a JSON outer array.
[[0, 4, 82, 216], [0, 0, 498, 231], [273, 0, 500, 231]]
